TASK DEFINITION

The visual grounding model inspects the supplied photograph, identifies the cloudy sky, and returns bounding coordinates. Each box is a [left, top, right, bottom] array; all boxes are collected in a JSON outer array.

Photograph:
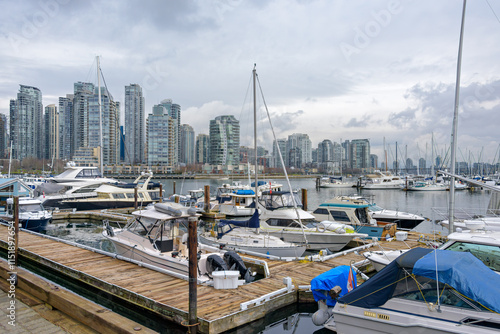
[[1, 0, 500, 167]]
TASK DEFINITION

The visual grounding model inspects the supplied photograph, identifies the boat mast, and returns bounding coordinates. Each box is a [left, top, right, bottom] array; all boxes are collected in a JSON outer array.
[[253, 65, 258, 212], [448, 0, 467, 233], [96, 56, 104, 176]]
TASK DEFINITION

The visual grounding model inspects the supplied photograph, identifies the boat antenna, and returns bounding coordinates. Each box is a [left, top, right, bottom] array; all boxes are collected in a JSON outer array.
[[253, 64, 258, 216], [448, 0, 467, 232], [256, 69, 308, 245]]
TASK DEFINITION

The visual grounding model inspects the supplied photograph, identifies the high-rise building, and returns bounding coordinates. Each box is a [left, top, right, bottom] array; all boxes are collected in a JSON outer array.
[[370, 154, 378, 170], [45, 104, 59, 162], [72, 82, 94, 155], [195, 134, 209, 164], [0, 114, 6, 159], [317, 139, 334, 172], [146, 105, 175, 167], [350, 139, 370, 170], [155, 99, 181, 166], [180, 124, 195, 165], [87, 86, 120, 165], [9, 85, 44, 160], [286, 133, 312, 168], [209, 115, 240, 166], [272, 138, 286, 168], [58, 94, 73, 160], [124, 84, 145, 164]]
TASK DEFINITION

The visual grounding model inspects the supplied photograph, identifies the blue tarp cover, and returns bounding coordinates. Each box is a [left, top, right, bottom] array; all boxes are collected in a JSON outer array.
[[311, 265, 357, 307], [235, 189, 254, 195], [413, 249, 500, 313], [337, 248, 432, 308], [338, 247, 500, 313]]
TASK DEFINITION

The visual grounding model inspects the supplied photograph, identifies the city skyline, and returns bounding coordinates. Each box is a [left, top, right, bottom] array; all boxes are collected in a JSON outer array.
[[1, 1, 500, 165]]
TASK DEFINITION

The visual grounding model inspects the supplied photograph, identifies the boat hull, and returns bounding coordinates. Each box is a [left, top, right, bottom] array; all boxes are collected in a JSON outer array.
[[198, 234, 305, 257], [64, 200, 155, 211], [261, 230, 359, 251], [21, 217, 51, 233]]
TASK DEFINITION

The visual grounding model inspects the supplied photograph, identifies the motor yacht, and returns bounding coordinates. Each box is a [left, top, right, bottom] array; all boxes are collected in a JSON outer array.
[[2, 197, 52, 232], [62, 172, 162, 210], [103, 202, 256, 284], [257, 191, 368, 251], [311, 196, 397, 239], [34, 162, 119, 209], [360, 171, 404, 190]]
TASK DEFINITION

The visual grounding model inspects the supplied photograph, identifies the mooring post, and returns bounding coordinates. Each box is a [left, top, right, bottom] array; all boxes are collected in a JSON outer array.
[[204, 185, 210, 212], [302, 188, 308, 211], [188, 216, 198, 333], [159, 184, 163, 203], [173, 181, 176, 195], [14, 196, 19, 267], [134, 187, 138, 209]]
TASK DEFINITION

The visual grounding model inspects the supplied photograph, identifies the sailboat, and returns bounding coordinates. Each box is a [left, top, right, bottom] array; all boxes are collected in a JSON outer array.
[[198, 66, 306, 257], [318, 139, 354, 188]]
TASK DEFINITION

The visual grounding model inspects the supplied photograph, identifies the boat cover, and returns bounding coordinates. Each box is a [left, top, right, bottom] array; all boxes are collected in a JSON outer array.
[[338, 247, 500, 313], [311, 265, 357, 306], [235, 189, 255, 195], [413, 249, 500, 313], [219, 210, 259, 229]]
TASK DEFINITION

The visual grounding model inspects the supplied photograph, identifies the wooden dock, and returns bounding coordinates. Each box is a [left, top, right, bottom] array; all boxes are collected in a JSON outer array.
[[0, 225, 440, 333]]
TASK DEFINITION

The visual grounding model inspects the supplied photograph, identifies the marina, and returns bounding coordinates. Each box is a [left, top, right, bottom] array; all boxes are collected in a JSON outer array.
[[0, 220, 437, 333], [0, 176, 497, 333]]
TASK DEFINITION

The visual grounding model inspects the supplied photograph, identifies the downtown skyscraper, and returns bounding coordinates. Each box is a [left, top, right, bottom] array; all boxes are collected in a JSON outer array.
[[9, 85, 44, 160], [124, 84, 145, 164], [209, 115, 240, 166]]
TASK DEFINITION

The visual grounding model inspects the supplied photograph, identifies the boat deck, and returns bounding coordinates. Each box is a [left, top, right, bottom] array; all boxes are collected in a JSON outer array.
[[0, 224, 438, 333]]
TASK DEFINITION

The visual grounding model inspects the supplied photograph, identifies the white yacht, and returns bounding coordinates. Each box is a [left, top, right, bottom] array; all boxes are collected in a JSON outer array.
[[311, 196, 397, 240], [1, 197, 52, 233], [62, 172, 162, 210], [360, 171, 404, 190], [349, 195, 426, 229], [257, 191, 368, 251], [318, 176, 354, 188], [103, 202, 256, 284], [34, 162, 118, 209]]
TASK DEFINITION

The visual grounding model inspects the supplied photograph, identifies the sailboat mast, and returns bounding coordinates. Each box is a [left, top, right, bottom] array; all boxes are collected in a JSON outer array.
[[448, 0, 467, 233], [96, 56, 104, 175], [253, 65, 258, 209]]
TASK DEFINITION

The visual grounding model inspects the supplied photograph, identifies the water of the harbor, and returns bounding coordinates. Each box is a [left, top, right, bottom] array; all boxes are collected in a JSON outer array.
[[44, 177, 494, 333]]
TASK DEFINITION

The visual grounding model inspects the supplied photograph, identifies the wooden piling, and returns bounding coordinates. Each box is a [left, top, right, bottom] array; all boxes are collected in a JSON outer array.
[[188, 216, 198, 333], [301, 188, 308, 211], [204, 185, 210, 212], [173, 181, 176, 195], [134, 187, 138, 209]]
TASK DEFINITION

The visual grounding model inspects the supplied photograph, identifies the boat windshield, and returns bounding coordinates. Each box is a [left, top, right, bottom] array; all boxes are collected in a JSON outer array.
[[20, 204, 44, 212], [444, 241, 500, 272], [395, 274, 487, 311], [260, 192, 302, 209]]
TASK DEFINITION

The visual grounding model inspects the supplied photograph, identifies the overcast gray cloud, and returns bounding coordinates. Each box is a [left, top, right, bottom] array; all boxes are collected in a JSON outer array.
[[1, 0, 500, 165]]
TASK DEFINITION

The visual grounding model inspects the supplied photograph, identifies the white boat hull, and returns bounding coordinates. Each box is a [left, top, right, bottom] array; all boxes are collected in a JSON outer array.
[[198, 234, 305, 258]]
